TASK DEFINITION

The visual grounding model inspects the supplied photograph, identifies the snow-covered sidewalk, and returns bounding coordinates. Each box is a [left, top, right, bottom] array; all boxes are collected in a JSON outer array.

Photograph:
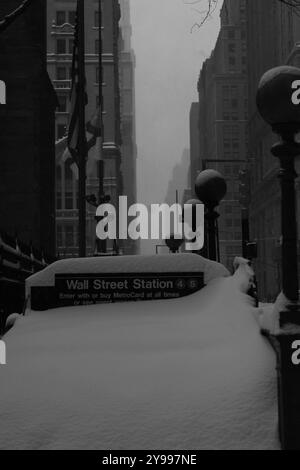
[[0, 268, 279, 450]]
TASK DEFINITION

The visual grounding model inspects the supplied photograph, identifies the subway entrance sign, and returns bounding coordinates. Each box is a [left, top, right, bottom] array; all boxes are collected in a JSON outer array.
[[31, 272, 204, 310]]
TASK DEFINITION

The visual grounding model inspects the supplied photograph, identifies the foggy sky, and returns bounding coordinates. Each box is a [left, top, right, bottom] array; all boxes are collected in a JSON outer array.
[[130, 0, 222, 205]]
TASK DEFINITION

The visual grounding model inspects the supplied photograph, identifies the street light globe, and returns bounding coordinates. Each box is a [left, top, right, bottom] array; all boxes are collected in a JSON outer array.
[[195, 169, 227, 207], [256, 65, 300, 129]]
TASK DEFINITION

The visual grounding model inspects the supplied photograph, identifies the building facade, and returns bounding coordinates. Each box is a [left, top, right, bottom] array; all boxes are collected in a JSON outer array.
[[189, 102, 200, 195], [119, 0, 138, 254], [195, 0, 248, 271], [0, 0, 57, 256], [246, 0, 300, 300], [47, 0, 136, 257]]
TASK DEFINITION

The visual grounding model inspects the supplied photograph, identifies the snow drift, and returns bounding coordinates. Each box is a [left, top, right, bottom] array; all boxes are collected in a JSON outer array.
[[26, 253, 230, 292], [0, 262, 279, 450]]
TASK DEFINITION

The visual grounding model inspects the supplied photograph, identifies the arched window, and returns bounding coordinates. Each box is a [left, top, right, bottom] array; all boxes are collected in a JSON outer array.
[[65, 159, 73, 181]]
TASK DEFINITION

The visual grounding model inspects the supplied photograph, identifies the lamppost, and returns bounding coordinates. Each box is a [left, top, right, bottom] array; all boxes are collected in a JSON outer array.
[[257, 65, 300, 311], [195, 169, 227, 262], [165, 233, 184, 254], [257, 65, 300, 450]]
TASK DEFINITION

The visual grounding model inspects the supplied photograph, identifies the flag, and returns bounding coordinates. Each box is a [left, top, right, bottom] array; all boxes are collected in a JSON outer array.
[[0, 0, 34, 33], [57, 106, 102, 180], [67, 1, 88, 166]]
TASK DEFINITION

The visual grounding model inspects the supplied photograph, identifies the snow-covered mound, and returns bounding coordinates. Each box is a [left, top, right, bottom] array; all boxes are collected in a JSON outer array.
[[0, 275, 278, 450], [26, 254, 230, 293]]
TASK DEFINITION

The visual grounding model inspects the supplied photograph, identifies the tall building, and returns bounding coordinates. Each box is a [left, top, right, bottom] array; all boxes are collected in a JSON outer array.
[[189, 102, 200, 196], [196, 0, 248, 271], [47, 0, 135, 257], [246, 0, 300, 300], [119, 0, 138, 254], [0, 0, 57, 256]]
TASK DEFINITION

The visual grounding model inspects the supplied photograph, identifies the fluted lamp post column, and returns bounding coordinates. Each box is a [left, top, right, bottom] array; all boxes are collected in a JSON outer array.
[[257, 66, 300, 316], [195, 170, 227, 262], [257, 65, 300, 451]]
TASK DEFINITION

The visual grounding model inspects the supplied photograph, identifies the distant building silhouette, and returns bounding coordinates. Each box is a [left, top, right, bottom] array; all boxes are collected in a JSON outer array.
[[165, 149, 190, 206]]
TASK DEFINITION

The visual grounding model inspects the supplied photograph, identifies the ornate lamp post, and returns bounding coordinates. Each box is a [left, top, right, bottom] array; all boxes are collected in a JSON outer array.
[[257, 65, 300, 450], [257, 66, 300, 310], [195, 169, 227, 262]]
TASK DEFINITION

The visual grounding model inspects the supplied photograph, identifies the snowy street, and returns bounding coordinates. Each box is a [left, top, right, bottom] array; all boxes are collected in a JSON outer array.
[[0, 265, 279, 450]]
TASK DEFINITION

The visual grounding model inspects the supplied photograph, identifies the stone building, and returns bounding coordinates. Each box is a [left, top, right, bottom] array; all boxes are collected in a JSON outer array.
[[246, 0, 300, 300], [47, 0, 137, 256], [196, 0, 248, 271], [0, 0, 57, 256]]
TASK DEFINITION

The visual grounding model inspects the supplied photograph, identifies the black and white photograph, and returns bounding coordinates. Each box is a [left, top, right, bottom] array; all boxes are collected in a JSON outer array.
[[0, 0, 300, 453]]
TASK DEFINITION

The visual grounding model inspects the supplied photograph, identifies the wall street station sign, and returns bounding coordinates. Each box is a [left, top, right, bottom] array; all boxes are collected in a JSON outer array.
[[31, 272, 205, 311]]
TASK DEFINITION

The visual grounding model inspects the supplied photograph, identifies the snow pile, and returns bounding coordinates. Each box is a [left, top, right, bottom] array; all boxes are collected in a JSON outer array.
[[26, 253, 230, 293], [258, 292, 300, 336], [0, 269, 279, 450]]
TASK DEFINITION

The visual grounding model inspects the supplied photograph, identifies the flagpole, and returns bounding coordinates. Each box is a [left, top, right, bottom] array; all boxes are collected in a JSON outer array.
[[96, 0, 107, 255], [98, 0, 104, 202], [78, 0, 87, 257]]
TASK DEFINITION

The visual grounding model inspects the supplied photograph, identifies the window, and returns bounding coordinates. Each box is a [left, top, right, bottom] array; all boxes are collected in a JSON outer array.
[[96, 67, 99, 83], [57, 124, 66, 139], [95, 11, 100, 27], [228, 30, 235, 40], [65, 225, 74, 246], [56, 192, 62, 210], [57, 95, 67, 112], [65, 162, 73, 181], [96, 95, 100, 107], [56, 11, 66, 26], [65, 192, 73, 210], [228, 43, 235, 53], [95, 39, 99, 54], [68, 10, 76, 25], [57, 225, 63, 247], [226, 219, 233, 228], [56, 39, 66, 54], [56, 67, 67, 80], [69, 39, 74, 54]]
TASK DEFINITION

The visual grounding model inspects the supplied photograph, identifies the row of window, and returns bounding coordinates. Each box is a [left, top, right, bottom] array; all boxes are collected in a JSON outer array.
[[55, 10, 100, 28], [57, 225, 94, 249], [56, 65, 100, 82], [57, 192, 78, 211], [55, 38, 100, 55], [57, 224, 77, 248]]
